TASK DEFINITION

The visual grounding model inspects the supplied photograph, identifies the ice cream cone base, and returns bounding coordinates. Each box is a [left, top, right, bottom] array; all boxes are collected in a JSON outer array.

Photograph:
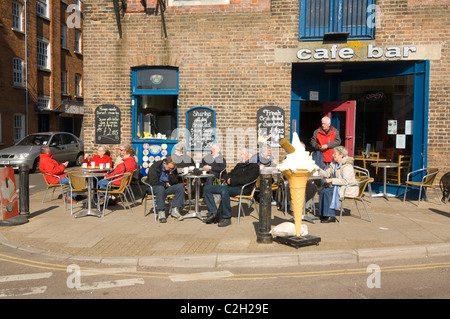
[[276, 234, 321, 248], [282, 169, 310, 237]]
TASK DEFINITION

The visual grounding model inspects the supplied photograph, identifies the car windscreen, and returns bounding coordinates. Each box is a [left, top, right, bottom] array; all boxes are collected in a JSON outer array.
[[16, 135, 51, 146]]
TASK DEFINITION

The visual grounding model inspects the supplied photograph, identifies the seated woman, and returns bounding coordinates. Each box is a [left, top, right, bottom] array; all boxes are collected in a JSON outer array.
[[83, 145, 113, 168], [317, 146, 359, 223], [97, 145, 137, 203]]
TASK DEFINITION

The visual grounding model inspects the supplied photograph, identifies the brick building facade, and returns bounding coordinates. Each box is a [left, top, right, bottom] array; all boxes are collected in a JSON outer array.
[[0, 0, 84, 148], [83, 0, 449, 191]]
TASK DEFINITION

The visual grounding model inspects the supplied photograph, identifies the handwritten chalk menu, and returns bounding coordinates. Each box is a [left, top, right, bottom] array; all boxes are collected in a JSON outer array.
[[95, 104, 121, 144], [257, 105, 285, 147], [186, 107, 215, 150]]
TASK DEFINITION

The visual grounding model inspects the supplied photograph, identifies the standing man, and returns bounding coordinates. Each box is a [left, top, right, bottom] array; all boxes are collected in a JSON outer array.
[[146, 156, 185, 223], [203, 147, 259, 227], [310, 116, 341, 169]]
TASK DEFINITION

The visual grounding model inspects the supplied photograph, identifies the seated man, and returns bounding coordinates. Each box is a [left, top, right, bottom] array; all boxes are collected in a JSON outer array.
[[146, 156, 184, 223], [172, 144, 194, 168], [250, 144, 277, 169], [203, 147, 260, 227], [201, 143, 227, 185], [39, 145, 75, 202]]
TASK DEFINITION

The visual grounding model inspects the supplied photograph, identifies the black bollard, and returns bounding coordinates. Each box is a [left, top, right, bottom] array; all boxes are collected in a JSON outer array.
[[257, 169, 273, 244], [19, 164, 30, 218]]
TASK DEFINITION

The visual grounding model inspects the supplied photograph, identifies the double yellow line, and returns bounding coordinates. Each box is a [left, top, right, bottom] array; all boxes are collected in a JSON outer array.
[[1, 252, 449, 281]]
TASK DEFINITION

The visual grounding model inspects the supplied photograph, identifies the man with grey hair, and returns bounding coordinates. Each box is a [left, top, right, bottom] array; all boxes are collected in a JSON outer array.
[[172, 143, 194, 168], [203, 147, 259, 227], [310, 116, 341, 169]]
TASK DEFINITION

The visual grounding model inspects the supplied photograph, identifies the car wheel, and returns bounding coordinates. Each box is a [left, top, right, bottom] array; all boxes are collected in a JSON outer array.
[[75, 153, 84, 166]]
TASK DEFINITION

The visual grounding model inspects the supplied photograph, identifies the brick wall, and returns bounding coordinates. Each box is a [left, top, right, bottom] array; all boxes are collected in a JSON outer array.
[[0, 0, 84, 147], [83, 0, 449, 176]]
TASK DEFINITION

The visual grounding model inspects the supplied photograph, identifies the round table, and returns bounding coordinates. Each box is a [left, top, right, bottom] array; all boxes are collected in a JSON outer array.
[[71, 172, 107, 218], [182, 173, 214, 221], [371, 162, 400, 200]]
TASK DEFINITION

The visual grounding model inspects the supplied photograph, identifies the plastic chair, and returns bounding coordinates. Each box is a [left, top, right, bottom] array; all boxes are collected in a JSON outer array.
[[67, 171, 89, 216], [141, 176, 174, 221], [354, 165, 374, 202], [403, 168, 440, 207], [96, 173, 133, 216], [338, 176, 372, 223], [41, 173, 69, 207], [231, 177, 259, 224]]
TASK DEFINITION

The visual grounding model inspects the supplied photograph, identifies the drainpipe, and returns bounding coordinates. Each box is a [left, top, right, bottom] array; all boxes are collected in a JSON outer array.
[[24, 0, 29, 135]]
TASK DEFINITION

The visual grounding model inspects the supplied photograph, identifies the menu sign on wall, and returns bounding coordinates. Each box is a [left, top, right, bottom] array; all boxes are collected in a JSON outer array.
[[257, 105, 285, 147], [186, 106, 215, 150], [95, 104, 121, 144]]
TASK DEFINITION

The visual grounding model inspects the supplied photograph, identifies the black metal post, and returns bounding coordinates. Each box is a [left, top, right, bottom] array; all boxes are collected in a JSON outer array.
[[257, 170, 272, 244], [19, 164, 30, 218]]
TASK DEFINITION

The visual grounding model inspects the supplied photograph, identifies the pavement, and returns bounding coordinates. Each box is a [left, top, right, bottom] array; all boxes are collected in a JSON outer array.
[[1, 184, 449, 268]]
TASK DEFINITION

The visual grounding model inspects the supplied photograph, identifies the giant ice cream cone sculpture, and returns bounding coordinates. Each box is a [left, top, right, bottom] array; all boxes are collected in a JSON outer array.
[[278, 133, 319, 237]]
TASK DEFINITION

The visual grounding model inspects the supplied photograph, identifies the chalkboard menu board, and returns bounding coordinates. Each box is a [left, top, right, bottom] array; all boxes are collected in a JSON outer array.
[[257, 105, 285, 148], [95, 104, 121, 144], [186, 107, 215, 150]]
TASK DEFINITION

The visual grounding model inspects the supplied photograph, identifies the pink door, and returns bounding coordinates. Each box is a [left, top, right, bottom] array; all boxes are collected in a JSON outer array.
[[323, 101, 356, 157]]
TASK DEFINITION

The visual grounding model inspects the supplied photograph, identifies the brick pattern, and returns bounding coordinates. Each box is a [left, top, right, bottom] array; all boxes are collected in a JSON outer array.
[[0, 0, 83, 147], [83, 0, 449, 177]]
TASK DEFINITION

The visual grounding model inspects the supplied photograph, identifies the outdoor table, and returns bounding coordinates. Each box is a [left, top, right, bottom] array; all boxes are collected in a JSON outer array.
[[71, 171, 107, 218], [371, 162, 400, 200], [182, 173, 215, 221]]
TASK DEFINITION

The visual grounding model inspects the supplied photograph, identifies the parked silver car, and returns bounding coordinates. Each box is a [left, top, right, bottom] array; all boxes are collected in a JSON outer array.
[[0, 132, 84, 172]]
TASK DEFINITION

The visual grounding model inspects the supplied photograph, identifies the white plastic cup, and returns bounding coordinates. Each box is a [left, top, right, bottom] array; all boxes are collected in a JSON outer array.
[[82, 163, 87, 168], [99, 163, 105, 169], [91, 162, 96, 168], [195, 163, 200, 169], [183, 167, 188, 174], [106, 163, 111, 168], [203, 171, 207, 175]]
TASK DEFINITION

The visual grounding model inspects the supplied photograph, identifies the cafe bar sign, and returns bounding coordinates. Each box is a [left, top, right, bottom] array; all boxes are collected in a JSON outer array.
[[274, 42, 441, 63], [297, 44, 418, 61]]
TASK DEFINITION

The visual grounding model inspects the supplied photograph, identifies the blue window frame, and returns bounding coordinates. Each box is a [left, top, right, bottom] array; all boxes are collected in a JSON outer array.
[[131, 66, 179, 142], [299, 0, 376, 41]]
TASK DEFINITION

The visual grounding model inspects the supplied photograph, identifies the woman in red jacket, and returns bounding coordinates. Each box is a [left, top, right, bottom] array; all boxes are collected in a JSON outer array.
[[83, 145, 113, 168], [97, 145, 137, 189]]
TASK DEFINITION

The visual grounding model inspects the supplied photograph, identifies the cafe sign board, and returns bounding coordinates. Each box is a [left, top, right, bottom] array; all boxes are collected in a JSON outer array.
[[186, 106, 216, 151], [257, 105, 285, 148], [274, 42, 441, 63]]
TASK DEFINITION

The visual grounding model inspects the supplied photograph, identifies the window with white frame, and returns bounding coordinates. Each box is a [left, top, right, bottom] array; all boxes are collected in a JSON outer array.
[[13, 57, 24, 87], [12, 1, 23, 31], [37, 37, 50, 69], [37, 0, 49, 18], [38, 95, 50, 109], [61, 23, 67, 48], [13, 114, 25, 142], [61, 71, 67, 94], [74, 30, 82, 53], [75, 74, 82, 97]]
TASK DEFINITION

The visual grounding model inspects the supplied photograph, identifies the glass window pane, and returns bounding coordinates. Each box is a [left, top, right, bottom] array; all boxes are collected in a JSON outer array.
[[341, 75, 415, 182], [136, 68, 177, 90]]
